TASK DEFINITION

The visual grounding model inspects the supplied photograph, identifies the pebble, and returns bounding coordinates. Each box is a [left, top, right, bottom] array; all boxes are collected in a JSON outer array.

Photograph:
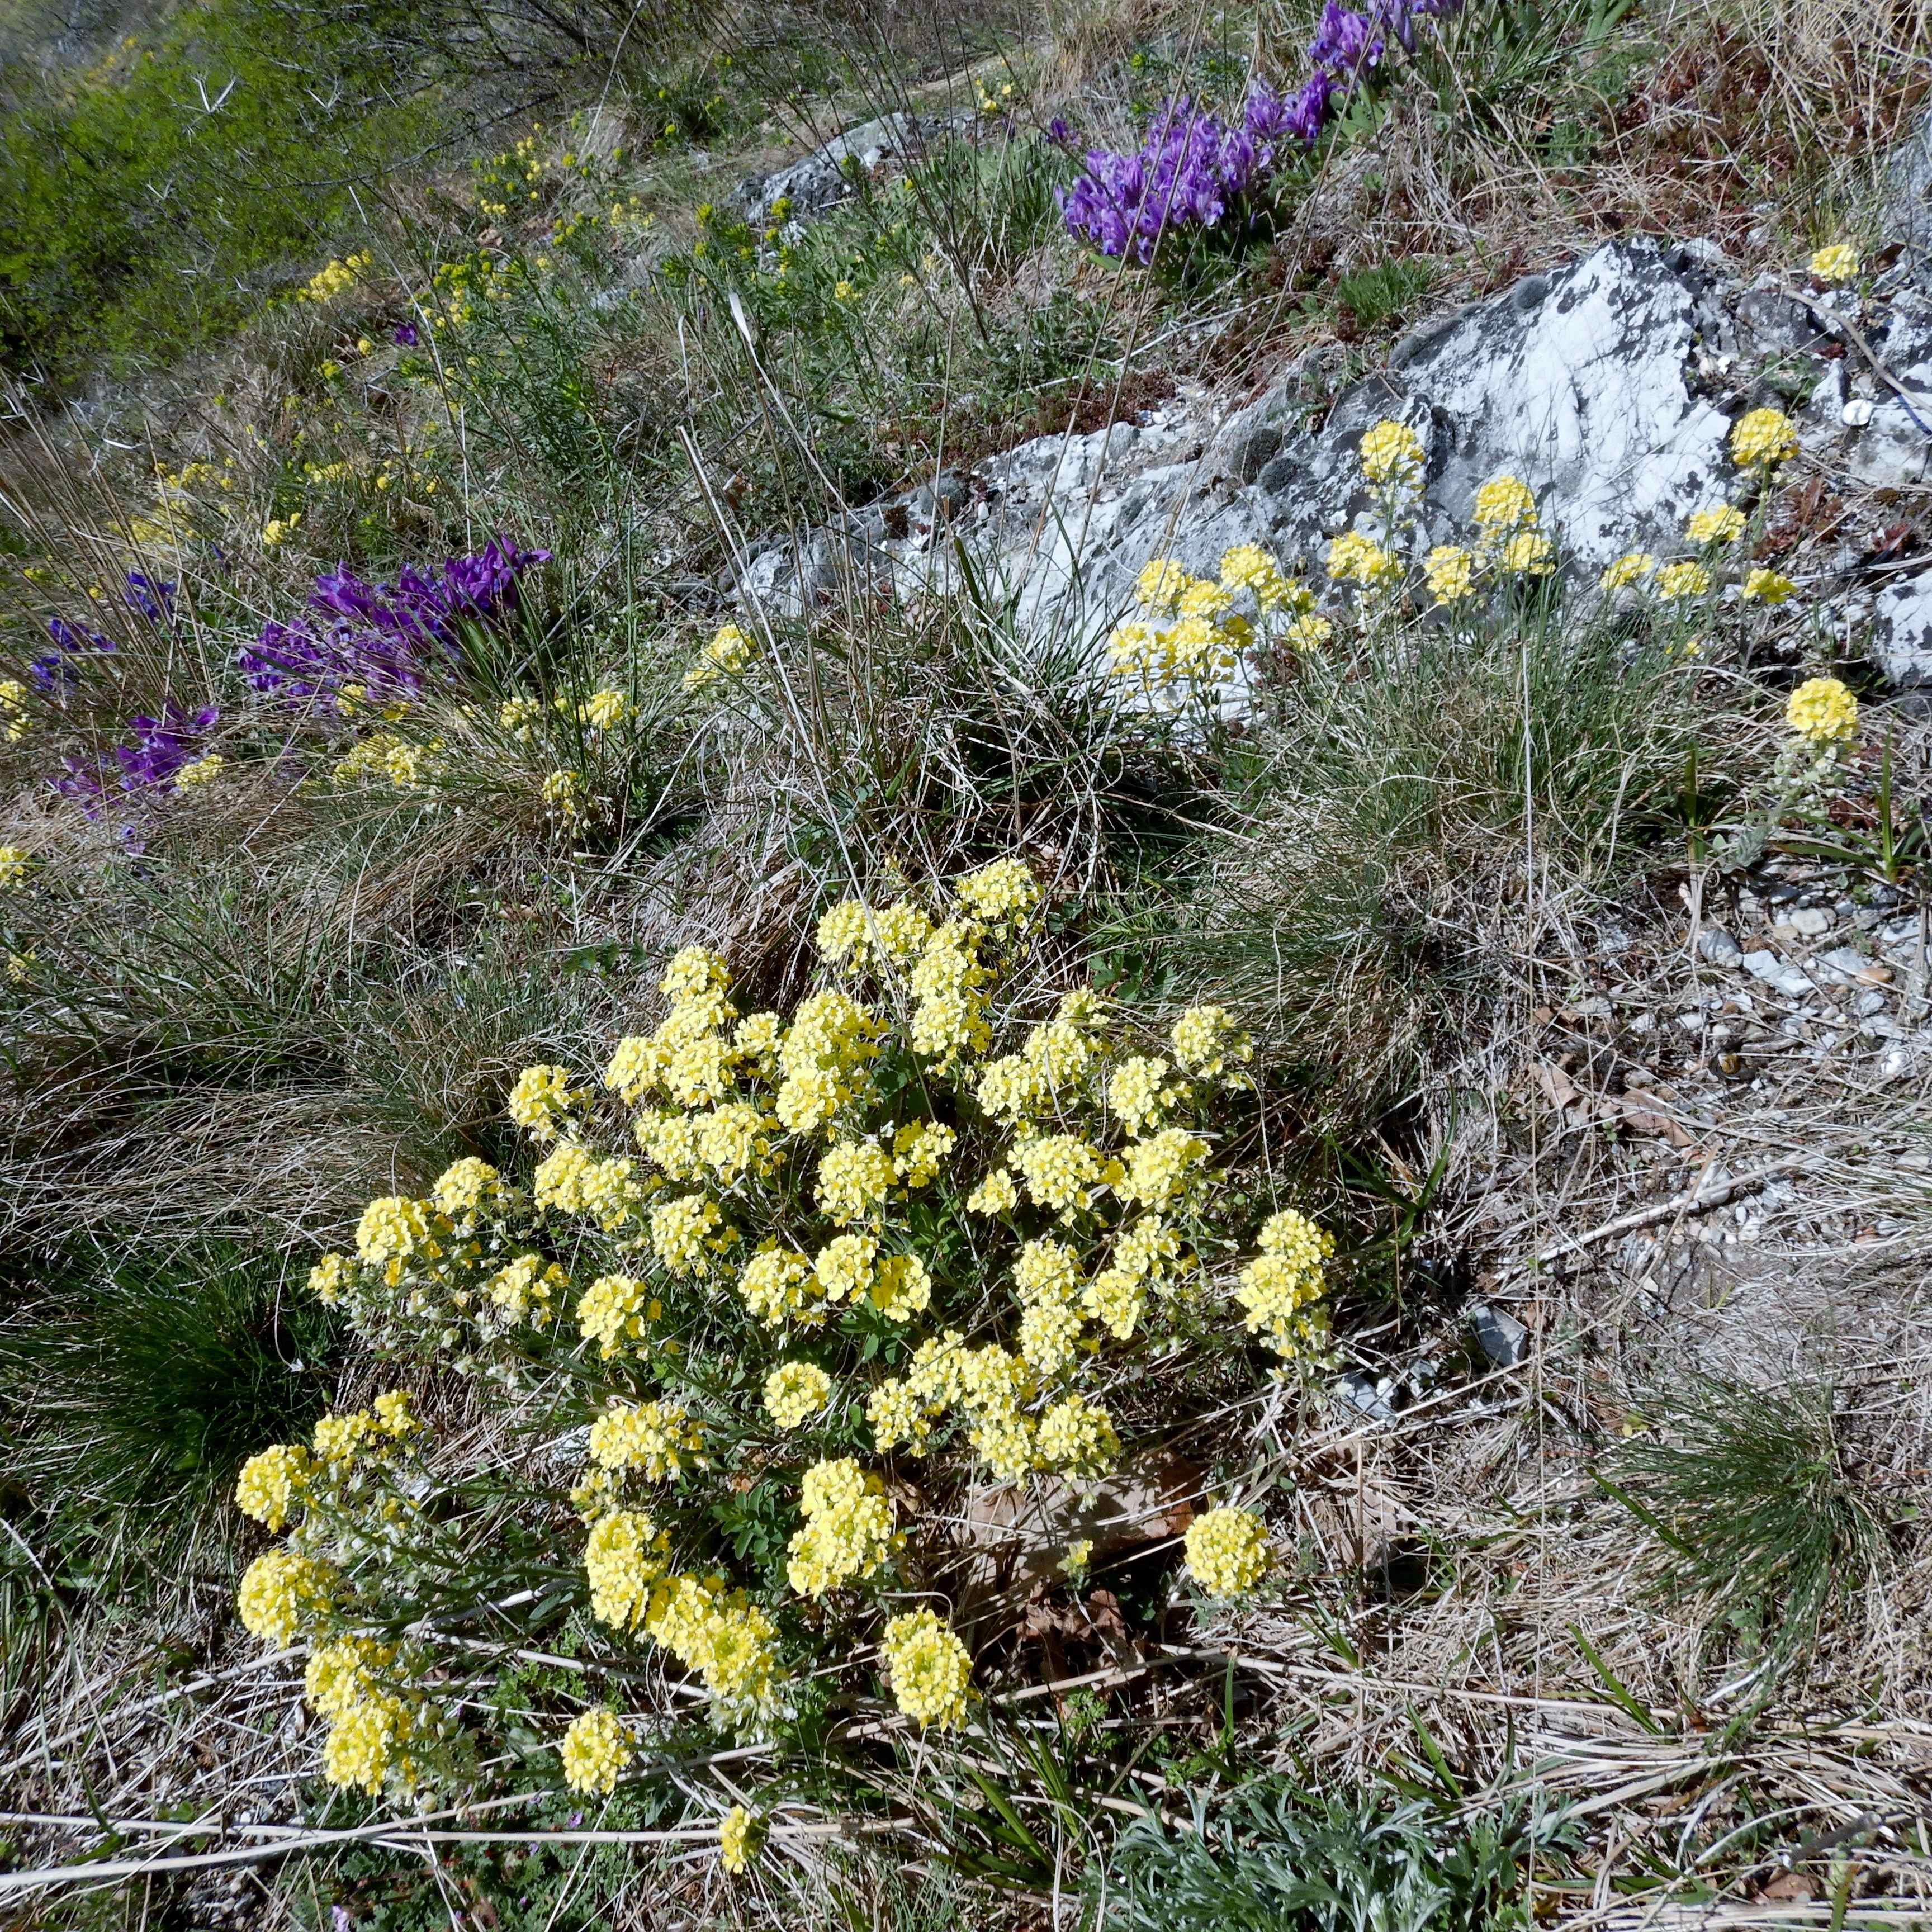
[[1697, 927, 1743, 965]]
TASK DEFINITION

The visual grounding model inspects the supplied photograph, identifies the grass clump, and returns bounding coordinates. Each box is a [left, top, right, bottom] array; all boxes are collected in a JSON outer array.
[[1603, 1371, 1889, 1664], [0, 1239, 335, 1582], [1108, 1777, 1559, 1931]]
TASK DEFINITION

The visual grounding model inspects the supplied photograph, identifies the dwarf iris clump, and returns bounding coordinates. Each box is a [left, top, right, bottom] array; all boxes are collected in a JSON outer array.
[[238, 538, 549, 706], [1057, 0, 1462, 261]]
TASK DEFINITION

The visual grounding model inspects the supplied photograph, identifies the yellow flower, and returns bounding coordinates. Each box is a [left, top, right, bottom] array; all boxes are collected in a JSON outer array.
[[304, 1637, 396, 1720], [1498, 530, 1555, 576], [1011, 1133, 1106, 1216], [812, 1232, 877, 1305], [584, 1509, 669, 1628], [1742, 566, 1797, 604], [1684, 504, 1746, 544], [1325, 529, 1400, 587], [235, 1443, 313, 1531], [236, 1549, 337, 1646], [738, 1247, 815, 1327], [816, 1139, 896, 1223], [1284, 612, 1333, 650], [1809, 242, 1860, 283], [719, 1803, 760, 1873], [650, 1192, 730, 1276], [1237, 1201, 1334, 1357], [541, 768, 588, 824], [261, 514, 302, 547], [1599, 551, 1655, 591], [869, 1252, 931, 1320], [1357, 418, 1424, 487], [1423, 545, 1476, 603], [1173, 1010, 1244, 1077], [1134, 557, 1192, 613], [323, 1693, 427, 1794], [373, 1390, 419, 1438], [1786, 675, 1858, 745], [1183, 1505, 1271, 1594], [954, 856, 1039, 925], [966, 1168, 1019, 1214], [1730, 407, 1799, 470], [1036, 1393, 1120, 1477], [580, 688, 629, 729], [507, 1063, 582, 1141], [589, 1400, 704, 1480], [892, 1118, 955, 1187], [786, 1456, 896, 1596], [1218, 543, 1296, 610], [560, 1708, 633, 1794], [176, 753, 225, 788], [764, 1360, 832, 1428], [880, 1608, 972, 1727], [1655, 560, 1712, 600], [577, 1273, 660, 1358], [0, 846, 33, 889], [684, 623, 754, 690], [1472, 474, 1537, 532]]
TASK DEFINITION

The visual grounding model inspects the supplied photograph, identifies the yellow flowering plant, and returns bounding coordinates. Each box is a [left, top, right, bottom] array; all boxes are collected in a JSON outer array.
[[233, 855, 1340, 1815]]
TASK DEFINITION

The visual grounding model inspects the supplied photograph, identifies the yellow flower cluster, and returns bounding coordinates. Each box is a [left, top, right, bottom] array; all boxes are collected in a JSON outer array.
[[1326, 528, 1400, 589], [508, 1063, 583, 1141], [1742, 566, 1797, 604], [266, 854, 1349, 1802], [1786, 675, 1858, 745], [1600, 551, 1655, 591], [719, 1803, 759, 1872], [1109, 546, 1311, 690], [235, 1443, 313, 1531], [1423, 545, 1476, 605], [237, 1548, 338, 1646], [684, 622, 754, 690], [880, 1608, 972, 1728], [584, 1508, 670, 1627], [577, 1272, 661, 1358], [0, 846, 34, 888], [1730, 408, 1799, 471], [1235, 1209, 1336, 1359], [1358, 418, 1424, 489], [589, 1400, 705, 1480], [764, 1360, 832, 1427], [787, 1456, 896, 1595], [1685, 504, 1746, 544], [560, 1708, 633, 1794], [1183, 1505, 1271, 1595], [1810, 242, 1860, 282], [1656, 560, 1712, 600]]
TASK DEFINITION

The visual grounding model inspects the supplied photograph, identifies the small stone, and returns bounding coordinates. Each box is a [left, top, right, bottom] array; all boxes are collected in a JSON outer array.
[[1857, 989, 1890, 1017], [1697, 927, 1743, 965], [1843, 396, 1877, 427], [1469, 1301, 1529, 1367], [1787, 907, 1832, 937]]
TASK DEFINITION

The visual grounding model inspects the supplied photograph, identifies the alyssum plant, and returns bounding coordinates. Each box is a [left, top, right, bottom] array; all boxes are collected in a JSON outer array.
[[230, 859, 1334, 1863]]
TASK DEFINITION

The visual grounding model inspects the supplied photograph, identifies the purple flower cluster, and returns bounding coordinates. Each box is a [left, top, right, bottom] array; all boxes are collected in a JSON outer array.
[[30, 572, 174, 688], [56, 703, 220, 808], [1057, 0, 1460, 261], [238, 538, 549, 705]]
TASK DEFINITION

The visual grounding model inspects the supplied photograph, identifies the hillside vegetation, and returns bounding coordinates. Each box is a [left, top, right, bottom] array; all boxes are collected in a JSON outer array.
[[0, 0, 1929, 1926]]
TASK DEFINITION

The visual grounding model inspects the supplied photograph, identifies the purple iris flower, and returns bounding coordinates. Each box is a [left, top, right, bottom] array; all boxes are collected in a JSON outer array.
[[238, 539, 549, 706], [113, 704, 219, 791], [392, 323, 419, 347], [125, 572, 174, 623], [46, 615, 113, 655], [1308, 1, 1384, 77]]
